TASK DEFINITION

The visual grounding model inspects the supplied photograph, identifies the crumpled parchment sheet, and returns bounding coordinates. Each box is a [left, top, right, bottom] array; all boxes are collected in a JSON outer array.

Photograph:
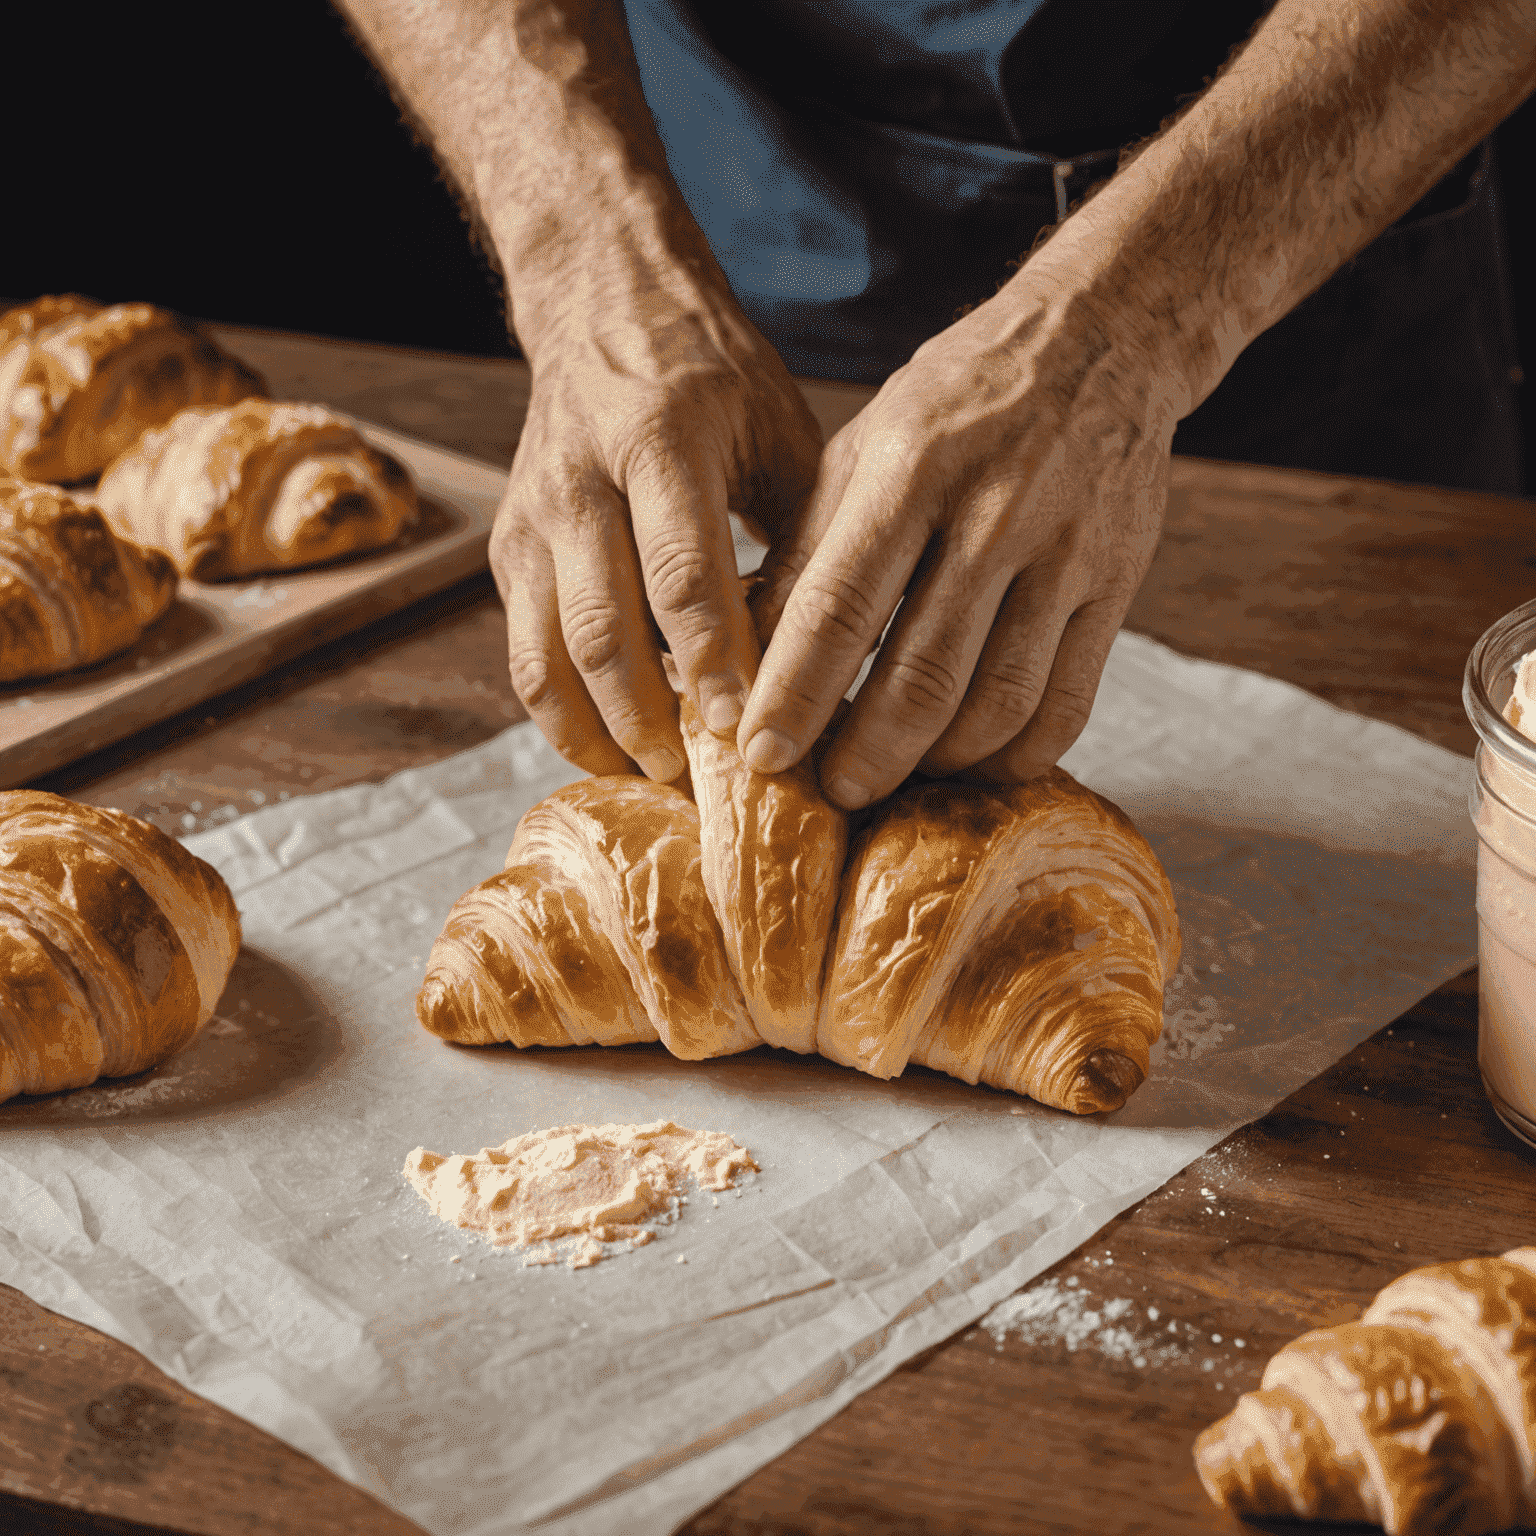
[[0, 632, 1476, 1536]]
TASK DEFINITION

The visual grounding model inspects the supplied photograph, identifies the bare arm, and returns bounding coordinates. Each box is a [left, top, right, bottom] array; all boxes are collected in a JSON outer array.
[[1079, 0, 1536, 417], [335, 0, 821, 781], [741, 0, 1536, 807]]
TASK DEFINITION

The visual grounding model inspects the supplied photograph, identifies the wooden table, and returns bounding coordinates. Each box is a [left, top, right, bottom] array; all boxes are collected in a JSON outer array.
[[2, 324, 1533, 1536]]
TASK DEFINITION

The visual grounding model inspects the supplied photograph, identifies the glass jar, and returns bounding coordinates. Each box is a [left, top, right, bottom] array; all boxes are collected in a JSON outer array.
[[1465, 596, 1536, 1149]]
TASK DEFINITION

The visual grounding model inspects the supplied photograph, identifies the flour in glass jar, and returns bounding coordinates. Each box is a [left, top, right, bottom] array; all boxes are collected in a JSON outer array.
[[1476, 653, 1536, 1131]]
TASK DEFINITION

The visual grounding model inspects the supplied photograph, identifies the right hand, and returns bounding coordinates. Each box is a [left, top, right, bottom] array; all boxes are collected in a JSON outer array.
[[492, 278, 821, 784]]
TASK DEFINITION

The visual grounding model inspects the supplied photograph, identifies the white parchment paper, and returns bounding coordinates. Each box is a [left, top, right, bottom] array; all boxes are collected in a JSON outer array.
[[0, 633, 1477, 1535]]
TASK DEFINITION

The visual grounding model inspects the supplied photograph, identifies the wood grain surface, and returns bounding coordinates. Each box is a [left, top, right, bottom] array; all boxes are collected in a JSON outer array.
[[3, 323, 1534, 1536]]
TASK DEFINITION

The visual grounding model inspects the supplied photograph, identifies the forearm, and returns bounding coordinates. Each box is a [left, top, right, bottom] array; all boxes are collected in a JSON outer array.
[[332, 0, 728, 357], [1023, 0, 1536, 419]]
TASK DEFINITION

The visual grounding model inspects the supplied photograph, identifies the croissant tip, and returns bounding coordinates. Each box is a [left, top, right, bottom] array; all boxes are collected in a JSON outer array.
[[415, 973, 458, 1039], [1067, 1048, 1145, 1114]]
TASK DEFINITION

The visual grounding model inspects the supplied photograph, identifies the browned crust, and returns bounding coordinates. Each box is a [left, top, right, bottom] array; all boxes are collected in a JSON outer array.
[[0, 478, 177, 681], [1197, 1249, 1536, 1536], [0, 299, 268, 483], [0, 791, 241, 1100], [95, 397, 418, 580]]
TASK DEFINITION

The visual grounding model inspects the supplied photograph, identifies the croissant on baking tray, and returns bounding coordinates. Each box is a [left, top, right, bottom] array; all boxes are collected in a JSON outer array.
[[0, 792, 242, 1103], [1195, 1246, 1536, 1536], [94, 397, 419, 580], [418, 689, 1180, 1114], [1, 478, 176, 682], [0, 295, 267, 482]]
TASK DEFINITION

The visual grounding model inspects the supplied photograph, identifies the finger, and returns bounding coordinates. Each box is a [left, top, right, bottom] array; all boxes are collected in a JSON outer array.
[[746, 418, 863, 650], [813, 534, 1017, 807], [917, 571, 1074, 777], [627, 440, 758, 739], [964, 596, 1124, 783], [550, 474, 687, 784], [737, 438, 932, 776], [501, 525, 637, 778]]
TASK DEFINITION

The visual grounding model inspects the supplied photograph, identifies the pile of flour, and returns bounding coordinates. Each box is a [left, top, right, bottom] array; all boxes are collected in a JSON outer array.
[[404, 1119, 757, 1269]]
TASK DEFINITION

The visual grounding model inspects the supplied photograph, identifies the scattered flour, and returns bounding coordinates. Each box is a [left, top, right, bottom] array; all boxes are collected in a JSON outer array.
[[980, 1276, 1222, 1374], [1152, 963, 1234, 1065], [404, 1120, 758, 1270]]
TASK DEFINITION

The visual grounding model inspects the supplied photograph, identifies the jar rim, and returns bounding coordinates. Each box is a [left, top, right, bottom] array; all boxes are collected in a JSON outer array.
[[1464, 595, 1536, 774]]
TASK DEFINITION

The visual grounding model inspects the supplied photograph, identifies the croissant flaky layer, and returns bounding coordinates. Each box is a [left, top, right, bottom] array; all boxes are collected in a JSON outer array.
[[0, 295, 268, 483], [420, 730, 1180, 1113], [0, 478, 177, 681], [1195, 1247, 1536, 1536], [94, 397, 419, 580], [0, 792, 242, 1102], [821, 774, 1180, 1112], [419, 779, 758, 1060], [675, 682, 847, 1053]]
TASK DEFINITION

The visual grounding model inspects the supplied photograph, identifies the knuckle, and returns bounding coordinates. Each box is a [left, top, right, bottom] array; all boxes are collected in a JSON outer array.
[[866, 425, 924, 477], [645, 538, 715, 619], [758, 670, 824, 722], [971, 655, 1050, 732], [490, 488, 537, 560], [561, 596, 627, 676], [790, 571, 884, 653], [886, 651, 963, 721], [1038, 678, 1097, 738], [507, 647, 555, 710]]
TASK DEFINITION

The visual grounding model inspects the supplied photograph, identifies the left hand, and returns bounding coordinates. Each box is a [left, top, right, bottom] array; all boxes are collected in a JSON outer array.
[[736, 267, 1181, 809]]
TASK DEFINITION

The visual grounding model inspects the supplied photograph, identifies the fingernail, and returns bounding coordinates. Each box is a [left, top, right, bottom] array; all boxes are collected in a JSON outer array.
[[743, 727, 798, 773], [827, 773, 872, 809], [702, 687, 744, 734], [642, 746, 687, 783]]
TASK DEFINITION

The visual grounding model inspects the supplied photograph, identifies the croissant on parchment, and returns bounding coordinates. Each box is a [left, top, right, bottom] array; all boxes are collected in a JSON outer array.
[[94, 397, 419, 580], [0, 792, 241, 1103], [0, 295, 267, 482], [1195, 1246, 1536, 1536], [0, 478, 176, 682], [418, 695, 1180, 1113]]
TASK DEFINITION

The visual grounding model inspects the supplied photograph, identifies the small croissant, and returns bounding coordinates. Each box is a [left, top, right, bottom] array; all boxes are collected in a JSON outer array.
[[94, 397, 419, 580], [419, 704, 1179, 1114], [0, 791, 242, 1102], [0, 295, 267, 482], [1, 477, 176, 682], [1195, 1246, 1536, 1536]]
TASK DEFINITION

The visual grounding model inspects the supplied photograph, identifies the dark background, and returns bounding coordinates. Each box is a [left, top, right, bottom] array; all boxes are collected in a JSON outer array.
[[6, 2, 1534, 489]]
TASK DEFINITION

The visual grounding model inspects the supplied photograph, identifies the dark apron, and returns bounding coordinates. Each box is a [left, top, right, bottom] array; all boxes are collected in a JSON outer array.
[[626, 0, 1522, 492], [1174, 142, 1523, 493]]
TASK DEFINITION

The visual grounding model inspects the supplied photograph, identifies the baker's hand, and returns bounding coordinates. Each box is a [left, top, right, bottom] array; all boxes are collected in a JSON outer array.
[[492, 288, 821, 784], [738, 270, 1179, 808]]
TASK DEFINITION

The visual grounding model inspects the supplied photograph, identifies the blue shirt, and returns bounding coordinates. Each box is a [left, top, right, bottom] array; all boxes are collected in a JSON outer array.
[[626, 0, 1270, 381]]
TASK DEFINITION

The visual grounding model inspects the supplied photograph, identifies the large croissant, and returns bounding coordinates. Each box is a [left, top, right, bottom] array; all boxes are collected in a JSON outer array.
[[0, 792, 242, 1102], [419, 700, 1179, 1114], [0, 295, 267, 482], [94, 397, 419, 580], [1, 477, 176, 682], [1196, 1246, 1536, 1536]]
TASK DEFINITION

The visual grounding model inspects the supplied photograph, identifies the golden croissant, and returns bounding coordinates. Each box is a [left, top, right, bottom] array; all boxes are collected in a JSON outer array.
[[1196, 1246, 1536, 1536], [94, 397, 419, 580], [0, 295, 268, 483], [418, 690, 1180, 1114], [1, 478, 177, 682], [0, 792, 242, 1103]]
